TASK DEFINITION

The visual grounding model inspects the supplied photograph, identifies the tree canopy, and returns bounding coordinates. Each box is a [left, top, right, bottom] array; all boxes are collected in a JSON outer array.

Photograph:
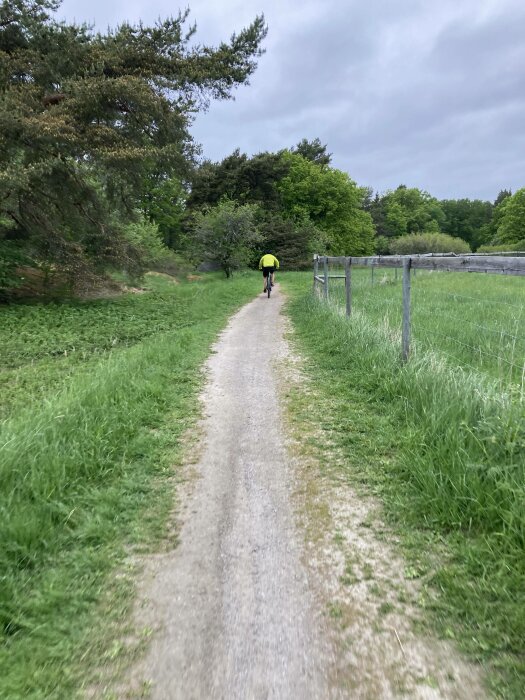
[[492, 188, 525, 246], [0, 0, 266, 290], [187, 149, 289, 209], [365, 186, 505, 253], [440, 199, 493, 250], [291, 138, 331, 166], [194, 198, 261, 277], [380, 186, 445, 237], [187, 148, 375, 261], [277, 152, 375, 256]]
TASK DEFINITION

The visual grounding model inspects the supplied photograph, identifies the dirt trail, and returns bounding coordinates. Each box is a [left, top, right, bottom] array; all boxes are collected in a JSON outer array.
[[127, 285, 486, 699], [130, 287, 334, 698]]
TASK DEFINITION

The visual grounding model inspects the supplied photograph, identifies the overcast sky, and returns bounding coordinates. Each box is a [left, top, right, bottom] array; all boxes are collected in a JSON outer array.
[[58, 0, 525, 200]]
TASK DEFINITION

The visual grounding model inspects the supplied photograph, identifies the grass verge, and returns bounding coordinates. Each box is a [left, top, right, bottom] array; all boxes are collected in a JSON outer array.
[[281, 273, 525, 699], [0, 272, 259, 698]]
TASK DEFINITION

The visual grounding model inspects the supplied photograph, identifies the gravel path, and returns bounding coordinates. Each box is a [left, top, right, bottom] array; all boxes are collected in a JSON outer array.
[[126, 284, 486, 700], [132, 286, 334, 699]]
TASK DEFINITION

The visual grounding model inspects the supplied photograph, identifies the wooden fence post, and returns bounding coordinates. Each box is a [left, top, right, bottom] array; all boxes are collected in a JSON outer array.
[[323, 257, 328, 300], [313, 255, 319, 295], [402, 258, 412, 362], [345, 257, 352, 317]]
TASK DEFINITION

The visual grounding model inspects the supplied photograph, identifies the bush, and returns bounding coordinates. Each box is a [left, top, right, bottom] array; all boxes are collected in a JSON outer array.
[[390, 232, 471, 255], [477, 241, 525, 254], [375, 235, 392, 254], [193, 198, 262, 277], [0, 242, 32, 299], [122, 218, 167, 266], [121, 215, 192, 278]]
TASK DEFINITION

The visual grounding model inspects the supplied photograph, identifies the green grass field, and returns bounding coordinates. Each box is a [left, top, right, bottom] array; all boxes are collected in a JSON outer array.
[[325, 266, 525, 392], [282, 271, 525, 698], [0, 272, 260, 698]]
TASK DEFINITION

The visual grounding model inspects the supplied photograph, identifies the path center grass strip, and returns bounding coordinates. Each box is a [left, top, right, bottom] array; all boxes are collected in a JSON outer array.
[[281, 272, 525, 699], [0, 273, 259, 698]]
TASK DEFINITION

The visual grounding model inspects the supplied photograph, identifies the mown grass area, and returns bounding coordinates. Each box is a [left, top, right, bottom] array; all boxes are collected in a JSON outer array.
[[326, 266, 525, 392], [0, 272, 259, 698], [281, 272, 525, 699]]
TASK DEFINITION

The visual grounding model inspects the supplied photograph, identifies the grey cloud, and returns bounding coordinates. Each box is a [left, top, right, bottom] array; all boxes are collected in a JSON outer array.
[[428, 8, 525, 73], [58, 0, 525, 199]]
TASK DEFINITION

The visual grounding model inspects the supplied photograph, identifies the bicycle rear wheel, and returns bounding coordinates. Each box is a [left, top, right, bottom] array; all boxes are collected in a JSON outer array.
[[267, 278, 272, 298]]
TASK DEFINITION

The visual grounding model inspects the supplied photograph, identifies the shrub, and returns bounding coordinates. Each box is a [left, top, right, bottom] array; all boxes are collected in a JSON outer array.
[[390, 232, 471, 255], [122, 218, 167, 266], [193, 198, 262, 277], [477, 241, 525, 254], [0, 244, 28, 298], [375, 235, 392, 254], [121, 215, 193, 278]]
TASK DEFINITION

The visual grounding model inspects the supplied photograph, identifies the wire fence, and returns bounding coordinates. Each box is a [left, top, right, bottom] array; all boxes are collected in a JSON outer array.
[[313, 254, 525, 398]]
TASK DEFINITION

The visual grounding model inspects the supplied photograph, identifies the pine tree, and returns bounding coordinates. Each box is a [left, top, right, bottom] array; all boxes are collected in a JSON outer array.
[[0, 1, 266, 291]]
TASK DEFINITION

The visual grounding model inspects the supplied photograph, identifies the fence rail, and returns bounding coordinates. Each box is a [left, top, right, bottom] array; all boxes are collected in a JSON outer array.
[[313, 253, 525, 364], [315, 253, 525, 276]]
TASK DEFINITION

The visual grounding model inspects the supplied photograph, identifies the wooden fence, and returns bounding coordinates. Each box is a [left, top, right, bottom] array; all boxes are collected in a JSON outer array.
[[313, 253, 525, 362]]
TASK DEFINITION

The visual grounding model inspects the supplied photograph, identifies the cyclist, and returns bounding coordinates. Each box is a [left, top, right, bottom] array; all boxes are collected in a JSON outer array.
[[258, 251, 280, 294]]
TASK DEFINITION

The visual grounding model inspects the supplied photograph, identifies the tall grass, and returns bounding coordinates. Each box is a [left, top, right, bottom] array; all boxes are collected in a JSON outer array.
[[0, 272, 259, 697], [326, 266, 525, 391], [283, 272, 525, 697]]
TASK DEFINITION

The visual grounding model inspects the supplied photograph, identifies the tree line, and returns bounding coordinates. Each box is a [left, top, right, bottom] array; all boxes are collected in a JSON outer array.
[[1, 1, 524, 294], [146, 142, 525, 276], [365, 185, 524, 255]]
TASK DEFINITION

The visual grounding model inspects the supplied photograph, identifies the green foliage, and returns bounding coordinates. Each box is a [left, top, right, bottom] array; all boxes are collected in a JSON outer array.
[[143, 177, 187, 250], [121, 215, 183, 276], [0, 273, 259, 695], [257, 210, 325, 270], [493, 188, 525, 245], [291, 137, 331, 165], [440, 198, 493, 250], [188, 149, 290, 210], [385, 200, 408, 237], [374, 235, 391, 254], [494, 189, 512, 208], [188, 147, 376, 264], [193, 198, 262, 277], [187, 149, 311, 267], [390, 231, 471, 254], [376, 186, 446, 238], [374, 187, 524, 254], [477, 242, 525, 253], [277, 152, 375, 255], [0, 241, 31, 296], [0, 0, 267, 290], [369, 189, 504, 253]]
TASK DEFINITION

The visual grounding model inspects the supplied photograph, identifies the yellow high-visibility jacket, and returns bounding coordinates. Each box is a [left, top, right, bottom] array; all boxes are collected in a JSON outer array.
[[258, 254, 280, 269]]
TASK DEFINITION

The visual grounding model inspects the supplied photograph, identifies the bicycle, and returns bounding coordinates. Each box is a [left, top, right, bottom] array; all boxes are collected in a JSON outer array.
[[266, 273, 273, 298]]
